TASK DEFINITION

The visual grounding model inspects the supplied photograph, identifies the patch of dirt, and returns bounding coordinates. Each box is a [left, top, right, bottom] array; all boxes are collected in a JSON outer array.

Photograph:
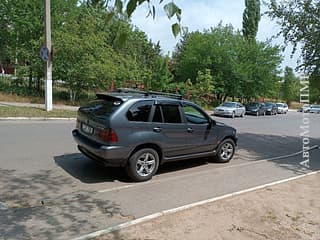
[[96, 173, 320, 240]]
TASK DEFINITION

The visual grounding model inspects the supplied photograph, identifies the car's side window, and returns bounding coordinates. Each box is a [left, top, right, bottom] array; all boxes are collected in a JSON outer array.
[[162, 105, 182, 123], [126, 101, 152, 122], [152, 105, 163, 123], [183, 105, 209, 124]]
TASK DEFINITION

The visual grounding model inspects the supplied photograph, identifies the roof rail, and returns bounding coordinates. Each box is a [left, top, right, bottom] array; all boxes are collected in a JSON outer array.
[[114, 88, 183, 100], [147, 91, 182, 100]]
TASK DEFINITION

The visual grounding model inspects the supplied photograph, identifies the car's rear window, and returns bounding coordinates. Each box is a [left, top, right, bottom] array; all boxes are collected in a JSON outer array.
[[248, 102, 259, 107], [79, 100, 122, 119], [221, 102, 236, 107]]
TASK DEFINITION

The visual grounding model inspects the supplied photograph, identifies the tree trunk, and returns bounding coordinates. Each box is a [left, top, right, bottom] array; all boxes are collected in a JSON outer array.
[[223, 95, 227, 102]]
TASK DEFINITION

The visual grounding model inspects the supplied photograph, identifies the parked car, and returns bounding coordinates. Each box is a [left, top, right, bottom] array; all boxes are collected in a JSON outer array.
[[214, 101, 245, 118], [72, 89, 237, 181], [302, 104, 311, 113], [245, 102, 266, 116], [262, 102, 278, 115], [309, 104, 320, 114], [276, 103, 288, 114]]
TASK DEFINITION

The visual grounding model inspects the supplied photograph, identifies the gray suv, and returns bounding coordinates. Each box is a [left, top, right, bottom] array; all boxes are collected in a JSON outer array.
[[72, 89, 237, 181]]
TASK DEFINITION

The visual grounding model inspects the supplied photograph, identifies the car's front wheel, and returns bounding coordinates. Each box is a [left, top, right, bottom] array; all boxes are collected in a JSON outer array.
[[214, 139, 235, 163], [126, 148, 159, 182]]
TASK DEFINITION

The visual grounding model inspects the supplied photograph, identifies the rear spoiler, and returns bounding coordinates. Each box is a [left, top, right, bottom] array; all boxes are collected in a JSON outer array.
[[95, 93, 123, 103]]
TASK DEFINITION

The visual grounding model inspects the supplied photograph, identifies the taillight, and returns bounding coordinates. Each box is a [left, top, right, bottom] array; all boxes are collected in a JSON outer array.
[[97, 128, 118, 143]]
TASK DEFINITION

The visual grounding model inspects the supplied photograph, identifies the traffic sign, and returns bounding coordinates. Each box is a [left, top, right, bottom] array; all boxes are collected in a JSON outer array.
[[40, 47, 49, 61]]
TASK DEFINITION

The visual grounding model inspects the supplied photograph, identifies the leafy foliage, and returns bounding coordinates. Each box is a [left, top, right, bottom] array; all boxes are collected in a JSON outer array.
[[1, 0, 172, 101], [172, 24, 282, 102], [282, 67, 299, 103], [266, 0, 320, 74], [111, 0, 182, 37]]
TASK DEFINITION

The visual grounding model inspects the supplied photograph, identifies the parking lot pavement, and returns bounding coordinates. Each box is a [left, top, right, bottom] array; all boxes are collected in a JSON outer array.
[[94, 172, 320, 240], [0, 111, 319, 240]]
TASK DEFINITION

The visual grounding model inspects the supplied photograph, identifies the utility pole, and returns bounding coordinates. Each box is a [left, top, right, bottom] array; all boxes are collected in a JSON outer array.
[[45, 0, 52, 111]]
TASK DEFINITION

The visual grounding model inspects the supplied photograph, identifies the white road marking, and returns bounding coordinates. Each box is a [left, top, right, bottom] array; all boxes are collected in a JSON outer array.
[[97, 145, 319, 193], [73, 170, 320, 240]]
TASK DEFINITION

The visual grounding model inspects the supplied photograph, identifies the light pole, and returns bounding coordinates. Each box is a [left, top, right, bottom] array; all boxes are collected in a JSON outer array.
[[45, 0, 52, 111]]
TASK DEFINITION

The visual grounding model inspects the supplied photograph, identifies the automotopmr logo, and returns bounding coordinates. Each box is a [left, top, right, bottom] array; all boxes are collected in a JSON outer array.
[[299, 75, 310, 168]]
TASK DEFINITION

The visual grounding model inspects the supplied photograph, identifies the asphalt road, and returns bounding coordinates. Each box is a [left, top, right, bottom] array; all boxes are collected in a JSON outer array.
[[0, 111, 319, 240]]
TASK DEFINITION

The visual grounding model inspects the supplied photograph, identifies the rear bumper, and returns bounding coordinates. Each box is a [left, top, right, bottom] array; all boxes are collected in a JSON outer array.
[[72, 129, 130, 167], [245, 110, 258, 115]]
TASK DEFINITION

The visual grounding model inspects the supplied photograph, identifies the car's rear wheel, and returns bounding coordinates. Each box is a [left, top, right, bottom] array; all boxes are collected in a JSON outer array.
[[214, 139, 235, 163], [126, 148, 159, 182]]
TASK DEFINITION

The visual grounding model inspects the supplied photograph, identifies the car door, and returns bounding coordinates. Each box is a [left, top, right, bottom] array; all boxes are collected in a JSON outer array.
[[182, 103, 218, 155], [149, 101, 189, 158]]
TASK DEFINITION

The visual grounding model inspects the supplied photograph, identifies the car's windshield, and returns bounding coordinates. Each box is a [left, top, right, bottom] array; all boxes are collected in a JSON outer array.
[[276, 103, 284, 107], [221, 102, 236, 108]]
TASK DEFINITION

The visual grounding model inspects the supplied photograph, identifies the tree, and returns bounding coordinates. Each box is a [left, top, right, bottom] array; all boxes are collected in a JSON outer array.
[[0, 0, 172, 101], [283, 66, 299, 104], [194, 69, 214, 104], [266, 0, 320, 74], [242, 0, 261, 41], [0, 0, 79, 93], [173, 23, 282, 102]]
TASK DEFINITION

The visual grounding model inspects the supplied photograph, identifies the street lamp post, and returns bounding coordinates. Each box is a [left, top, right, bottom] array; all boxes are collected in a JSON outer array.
[[45, 0, 52, 111]]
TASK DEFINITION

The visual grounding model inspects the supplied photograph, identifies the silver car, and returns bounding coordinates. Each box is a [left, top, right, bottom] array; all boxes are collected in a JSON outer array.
[[276, 103, 288, 114], [73, 89, 238, 182], [310, 104, 320, 114], [214, 102, 245, 118]]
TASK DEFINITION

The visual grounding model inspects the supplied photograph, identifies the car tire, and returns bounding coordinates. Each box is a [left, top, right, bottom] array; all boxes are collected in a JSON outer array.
[[126, 148, 159, 182], [213, 139, 235, 163]]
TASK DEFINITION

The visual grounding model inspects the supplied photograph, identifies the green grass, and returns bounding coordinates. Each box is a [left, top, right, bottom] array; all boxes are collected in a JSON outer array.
[[0, 106, 77, 118]]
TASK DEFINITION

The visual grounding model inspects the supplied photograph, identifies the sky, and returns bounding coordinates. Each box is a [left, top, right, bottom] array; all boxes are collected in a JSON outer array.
[[131, 0, 300, 73]]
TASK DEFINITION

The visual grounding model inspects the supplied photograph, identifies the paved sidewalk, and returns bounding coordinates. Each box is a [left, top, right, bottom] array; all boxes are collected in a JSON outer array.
[[0, 101, 79, 111]]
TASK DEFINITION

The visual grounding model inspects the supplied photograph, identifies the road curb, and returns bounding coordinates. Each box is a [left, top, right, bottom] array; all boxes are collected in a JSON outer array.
[[72, 170, 320, 240], [0, 117, 76, 121]]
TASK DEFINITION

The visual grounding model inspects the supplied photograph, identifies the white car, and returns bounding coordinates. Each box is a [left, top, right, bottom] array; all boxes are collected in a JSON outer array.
[[276, 103, 288, 114], [302, 104, 311, 113], [310, 104, 320, 114], [214, 102, 246, 118]]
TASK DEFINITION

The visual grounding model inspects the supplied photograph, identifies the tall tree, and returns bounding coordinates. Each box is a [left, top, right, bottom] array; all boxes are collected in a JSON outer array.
[[242, 0, 261, 41]]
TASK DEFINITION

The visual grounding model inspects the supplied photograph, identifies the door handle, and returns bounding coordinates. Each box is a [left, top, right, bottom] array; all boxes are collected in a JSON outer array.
[[187, 127, 194, 133], [153, 127, 162, 133]]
